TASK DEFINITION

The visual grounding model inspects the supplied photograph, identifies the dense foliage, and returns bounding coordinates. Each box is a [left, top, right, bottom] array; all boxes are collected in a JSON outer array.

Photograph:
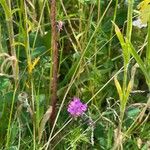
[[0, 0, 150, 149]]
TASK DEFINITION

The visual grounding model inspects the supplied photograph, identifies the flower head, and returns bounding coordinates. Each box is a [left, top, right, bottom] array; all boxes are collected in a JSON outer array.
[[67, 97, 87, 117]]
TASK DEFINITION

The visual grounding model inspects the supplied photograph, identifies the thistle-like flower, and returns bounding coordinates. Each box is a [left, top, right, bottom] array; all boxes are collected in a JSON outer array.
[[67, 97, 87, 117]]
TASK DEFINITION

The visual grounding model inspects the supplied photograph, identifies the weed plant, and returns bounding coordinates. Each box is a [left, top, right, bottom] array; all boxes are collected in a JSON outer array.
[[0, 0, 150, 149]]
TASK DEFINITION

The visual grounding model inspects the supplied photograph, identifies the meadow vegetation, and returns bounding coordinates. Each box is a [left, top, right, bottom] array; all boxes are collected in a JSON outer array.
[[0, 0, 150, 149]]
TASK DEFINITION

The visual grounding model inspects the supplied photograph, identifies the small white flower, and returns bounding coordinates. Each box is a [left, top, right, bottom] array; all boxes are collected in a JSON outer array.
[[133, 18, 147, 28]]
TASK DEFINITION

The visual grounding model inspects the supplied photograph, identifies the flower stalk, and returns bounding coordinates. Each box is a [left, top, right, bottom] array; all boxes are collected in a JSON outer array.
[[50, 0, 58, 126]]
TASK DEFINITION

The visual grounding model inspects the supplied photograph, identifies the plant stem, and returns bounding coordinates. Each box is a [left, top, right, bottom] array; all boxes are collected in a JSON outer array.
[[4, 0, 18, 147], [0, 25, 3, 53], [97, 0, 100, 21], [146, 15, 150, 70], [6, 0, 19, 82], [50, 0, 58, 126], [6, 88, 17, 148], [123, 0, 133, 92], [126, 0, 133, 42], [108, 0, 118, 57], [118, 1, 133, 148]]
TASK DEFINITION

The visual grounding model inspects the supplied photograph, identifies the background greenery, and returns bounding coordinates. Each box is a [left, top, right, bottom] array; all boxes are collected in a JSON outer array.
[[0, 0, 150, 149]]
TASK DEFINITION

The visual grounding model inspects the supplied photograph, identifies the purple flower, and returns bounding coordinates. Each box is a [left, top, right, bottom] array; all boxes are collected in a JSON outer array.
[[67, 97, 87, 117]]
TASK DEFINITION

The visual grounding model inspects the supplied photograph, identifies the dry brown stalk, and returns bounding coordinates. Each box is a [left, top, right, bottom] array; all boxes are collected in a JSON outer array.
[[50, 0, 58, 126]]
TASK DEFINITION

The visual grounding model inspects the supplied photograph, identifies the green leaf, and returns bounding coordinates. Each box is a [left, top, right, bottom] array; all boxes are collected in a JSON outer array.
[[114, 76, 123, 102], [127, 108, 140, 118], [112, 21, 129, 65], [38, 106, 52, 142], [31, 46, 47, 58], [125, 38, 150, 84]]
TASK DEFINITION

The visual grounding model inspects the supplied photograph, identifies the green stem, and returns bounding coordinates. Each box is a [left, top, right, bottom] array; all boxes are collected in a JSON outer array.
[[121, 0, 133, 132], [0, 25, 3, 53], [6, 89, 17, 148], [21, 0, 31, 70], [4, 0, 18, 147], [108, 0, 118, 57], [126, 0, 133, 41], [22, 1, 36, 148], [6, 0, 19, 82], [31, 78, 36, 150], [97, 0, 100, 21], [146, 15, 150, 69], [123, 0, 133, 92]]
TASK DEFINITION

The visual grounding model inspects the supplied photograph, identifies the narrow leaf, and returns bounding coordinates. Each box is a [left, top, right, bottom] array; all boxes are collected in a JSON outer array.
[[126, 38, 150, 83], [125, 64, 138, 102], [38, 106, 52, 143], [112, 21, 129, 65], [112, 21, 125, 47], [114, 76, 123, 102]]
